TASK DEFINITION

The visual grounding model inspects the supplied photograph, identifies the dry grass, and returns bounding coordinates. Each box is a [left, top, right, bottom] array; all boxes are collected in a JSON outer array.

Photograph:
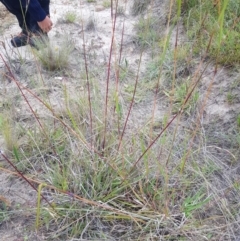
[[131, 0, 151, 16], [0, 0, 240, 240], [33, 36, 74, 71]]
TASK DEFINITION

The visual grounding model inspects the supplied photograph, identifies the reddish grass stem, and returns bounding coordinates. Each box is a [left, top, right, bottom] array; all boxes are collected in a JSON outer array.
[[0, 151, 56, 211], [0, 54, 44, 131], [81, 20, 93, 149], [123, 61, 211, 183], [103, 0, 119, 152], [117, 51, 143, 151]]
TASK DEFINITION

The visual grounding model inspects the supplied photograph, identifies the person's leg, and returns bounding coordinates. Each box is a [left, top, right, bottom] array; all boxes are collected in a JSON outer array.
[[27, 0, 50, 49], [0, 0, 32, 47], [39, 0, 50, 16], [28, 0, 50, 34], [0, 0, 31, 31], [15, 9, 32, 32], [1, 0, 50, 48]]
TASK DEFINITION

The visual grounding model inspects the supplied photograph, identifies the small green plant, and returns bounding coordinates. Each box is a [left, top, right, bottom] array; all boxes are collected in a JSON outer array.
[[226, 92, 235, 104], [64, 11, 77, 23], [103, 0, 111, 8], [182, 188, 211, 218], [134, 17, 160, 48], [164, 79, 199, 115], [118, 59, 135, 81]]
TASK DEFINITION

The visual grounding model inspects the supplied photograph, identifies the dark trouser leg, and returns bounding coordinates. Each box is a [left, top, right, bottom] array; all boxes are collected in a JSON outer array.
[[0, 0, 50, 33], [0, 0, 50, 48], [28, 0, 50, 33], [28, 1, 50, 49], [0, 0, 30, 32], [15, 9, 32, 32], [39, 0, 50, 16], [0, 0, 29, 46]]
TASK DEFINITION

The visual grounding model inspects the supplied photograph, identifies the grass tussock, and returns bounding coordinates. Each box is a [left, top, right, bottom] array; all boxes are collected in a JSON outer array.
[[182, 0, 240, 65], [64, 11, 77, 23], [0, 113, 17, 152], [103, 0, 111, 8], [0, 0, 240, 240], [134, 16, 161, 49], [3, 85, 237, 240], [33, 36, 74, 71]]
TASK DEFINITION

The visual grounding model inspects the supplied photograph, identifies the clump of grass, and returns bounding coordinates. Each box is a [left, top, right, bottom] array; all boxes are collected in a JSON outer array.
[[131, 0, 151, 16], [103, 0, 111, 8], [6, 87, 235, 240], [226, 91, 236, 104], [33, 37, 74, 71], [0, 113, 18, 153], [134, 16, 160, 48], [182, 0, 240, 65], [64, 11, 77, 23], [145, 43, 192, 83], [209, 29, 240, 65], [9, 87, 219, 240], [164, 78, 199, 115], [1, 1, 240, 240]]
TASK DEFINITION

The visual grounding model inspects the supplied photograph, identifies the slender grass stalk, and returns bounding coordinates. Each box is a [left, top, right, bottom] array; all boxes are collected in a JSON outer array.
[[0, 57, 101, 157], [217, 0, 229, 47], [103, 0, 119, 152], [81, 19, 93, 149], [117, 50, 143, 152], [164, 21, 181, 166], [0, 54, 44, 131], [0, 151, 56, 211], [149, 0, 175, 141], [115, 15, 126, 134], [0, 54, 58, 155], [180, 64, 218, 172], [177, 0, 182, 17], [36, 183, 47, 230]]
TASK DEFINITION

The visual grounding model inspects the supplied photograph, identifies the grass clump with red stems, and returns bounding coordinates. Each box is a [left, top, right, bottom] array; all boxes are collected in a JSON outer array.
[[0, 0, 240, 240]]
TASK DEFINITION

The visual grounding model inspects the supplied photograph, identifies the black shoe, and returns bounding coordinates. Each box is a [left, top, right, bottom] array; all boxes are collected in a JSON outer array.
[[11, 31, 30, 47], [11, 31, 49, 49]]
